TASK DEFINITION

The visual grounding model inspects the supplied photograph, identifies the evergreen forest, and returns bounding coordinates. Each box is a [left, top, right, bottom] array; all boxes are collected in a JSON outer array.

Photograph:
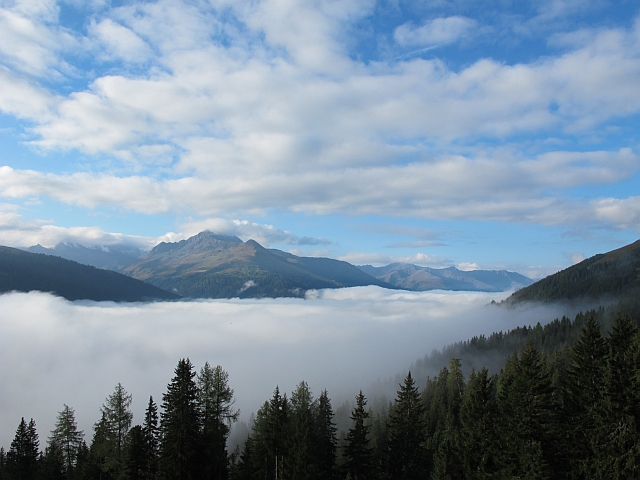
[[3, 305, 640, 479]]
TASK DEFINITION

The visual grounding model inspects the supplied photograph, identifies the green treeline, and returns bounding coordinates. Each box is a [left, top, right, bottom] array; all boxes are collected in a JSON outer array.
[[4, 311, 640, 479]]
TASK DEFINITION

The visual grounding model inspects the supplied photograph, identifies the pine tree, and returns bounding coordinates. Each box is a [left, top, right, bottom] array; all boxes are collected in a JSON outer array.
[[589, 315, 640, 479], [265, 387, 289, 480], [160, 358, 201, 480], [49, 405, 84, 480], [7, 417, 39, 480], [387, 372, 426, 480], [122, 426, 150, 480], [314, 389, 337, 480], [344, 391, 373, 480], [496, 343, 558, 479], [143, 396, 160, 480], [564, 314, 606, 476], [198, 363, 239, 480], [459, 368, 498, 479]]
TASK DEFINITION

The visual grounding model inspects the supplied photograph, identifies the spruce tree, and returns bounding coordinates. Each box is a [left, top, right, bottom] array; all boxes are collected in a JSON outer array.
[[459, 368, 498, 479], [122, 425, 150, 480], [265, 387, 289, 480], [314, 389, 337, 480], [288, 381, 316, 480], [387, 372, 426, 480], [160, 358, 201, 480], [564, 314, 606, 476], [7, 417, 39, 480], [496, 343, 558, 479], [143, 396, 160, 480], [344, 391, 373, 480], [197, 363, 239, 480]]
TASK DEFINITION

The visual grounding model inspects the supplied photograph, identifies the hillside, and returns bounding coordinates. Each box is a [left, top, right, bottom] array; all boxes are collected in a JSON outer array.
[[0, 246, 179, 302], [506, 239, 640, 305], [28, 243, 143, 271], [359, 263, 532, 292], [123, 232, 391, 298]]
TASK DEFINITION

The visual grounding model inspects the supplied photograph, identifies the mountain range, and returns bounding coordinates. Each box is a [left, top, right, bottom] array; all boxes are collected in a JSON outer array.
[[26, 231, 533, 299]]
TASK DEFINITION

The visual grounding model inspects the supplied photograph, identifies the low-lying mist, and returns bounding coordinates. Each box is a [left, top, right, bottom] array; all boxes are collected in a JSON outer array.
[[0, 287, 582, 449]]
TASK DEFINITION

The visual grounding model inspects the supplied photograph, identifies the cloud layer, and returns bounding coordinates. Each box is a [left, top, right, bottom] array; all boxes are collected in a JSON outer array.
[[0, 287, 580, 449]]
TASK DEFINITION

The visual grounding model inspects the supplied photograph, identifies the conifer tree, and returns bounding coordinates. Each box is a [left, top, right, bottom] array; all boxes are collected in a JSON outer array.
[[7, 417, 39, 480], [98, 383, 133, 476], [496, 343, 558, 479], [564, 314, 606, 476], [314, 389, 337, 480], [198, 363, 239, 480], [387, 372, 426, 480], [459, 368, 498, 479], [344, 391, 373, 480], [288, 381, 316, 480], [122, 425, 150, 480], [589, 315, 640, 479], [143, 396, 160, 480], [39, 442, 66, 480], [160, 358, 201, 480], [265, 387, 289, 480], [49, 405, 84, 480]]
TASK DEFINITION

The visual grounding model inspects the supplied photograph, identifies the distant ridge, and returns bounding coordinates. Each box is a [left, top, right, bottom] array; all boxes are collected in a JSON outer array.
[[123, 231, 392, 298], [506, 239, 640, 305], [358, 263, 532, 292], [28, 243, 143, 271], [0, 246, 179, 302]]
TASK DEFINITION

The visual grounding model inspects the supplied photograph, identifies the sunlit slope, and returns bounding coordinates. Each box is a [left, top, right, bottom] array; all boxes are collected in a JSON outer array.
[[123, 231, 391, 298], [507, 239, 640, 304], [0, 246, 179, 302]]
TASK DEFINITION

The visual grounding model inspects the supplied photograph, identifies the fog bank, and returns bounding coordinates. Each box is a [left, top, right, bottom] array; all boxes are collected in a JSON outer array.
[[0, 287, 578, 449]]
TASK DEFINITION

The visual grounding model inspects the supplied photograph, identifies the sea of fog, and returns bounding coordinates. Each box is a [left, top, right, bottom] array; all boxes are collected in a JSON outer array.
[[0, 287, 580, 449]]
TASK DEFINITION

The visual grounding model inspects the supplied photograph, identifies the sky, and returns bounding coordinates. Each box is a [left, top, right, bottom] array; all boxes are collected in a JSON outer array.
[[0, 287, 582, 450], [1, 0, 640, 276]]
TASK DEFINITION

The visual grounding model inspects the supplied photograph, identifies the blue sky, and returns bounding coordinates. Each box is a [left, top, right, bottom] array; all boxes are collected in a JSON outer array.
[[1, 0, 639, 278]]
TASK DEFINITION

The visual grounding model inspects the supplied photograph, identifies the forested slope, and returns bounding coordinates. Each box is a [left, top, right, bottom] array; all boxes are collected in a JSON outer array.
[[0, 246, 179, 302]]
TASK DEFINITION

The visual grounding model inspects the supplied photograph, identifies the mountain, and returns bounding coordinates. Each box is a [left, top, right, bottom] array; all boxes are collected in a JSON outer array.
[[506, 239, 640, 305], [0, 246, 179, 302], [27, 243, 143, 271], [358, 263, 533, 292], [122, 231, 392, 298]]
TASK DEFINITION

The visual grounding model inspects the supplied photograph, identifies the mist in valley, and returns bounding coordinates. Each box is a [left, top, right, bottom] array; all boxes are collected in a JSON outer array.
[[0, 287, 585, 450]]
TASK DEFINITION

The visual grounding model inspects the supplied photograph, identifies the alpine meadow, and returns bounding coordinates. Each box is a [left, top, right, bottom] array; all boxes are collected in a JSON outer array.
[[1, 0, 640, 479]]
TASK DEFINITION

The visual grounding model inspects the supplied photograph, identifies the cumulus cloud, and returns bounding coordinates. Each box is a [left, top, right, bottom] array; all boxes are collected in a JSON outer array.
[[89, 18, 154, 64], [0, 287, 580, 449], [338, 251, 451, 267], [394, 16, 476, 48]]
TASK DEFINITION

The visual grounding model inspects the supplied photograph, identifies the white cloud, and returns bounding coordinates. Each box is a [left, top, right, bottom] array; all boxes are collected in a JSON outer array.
[[0, 288, 579, 450], [89, 19, 153, 64], [394, 16, 476, 48], [457, 262, 480, 271]]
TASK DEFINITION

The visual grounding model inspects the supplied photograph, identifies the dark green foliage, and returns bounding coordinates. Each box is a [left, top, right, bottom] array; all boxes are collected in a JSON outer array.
[[198, 363, 239, 480], [288, 382, 316, 480], [458, 368, 498, 479], [142, 397, 159, 480], [495, 344, 560, 479], [122, 426, 150, 480], [159, 358, 201, 480], [314, 390, 338, 480], [386, 372, 426, 480], [344, 391, 373, 480], [7, 418, 39, 480], [0, 246, 178, 302], [49, 405, 84, 480], [39, 443, 66, 480]]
